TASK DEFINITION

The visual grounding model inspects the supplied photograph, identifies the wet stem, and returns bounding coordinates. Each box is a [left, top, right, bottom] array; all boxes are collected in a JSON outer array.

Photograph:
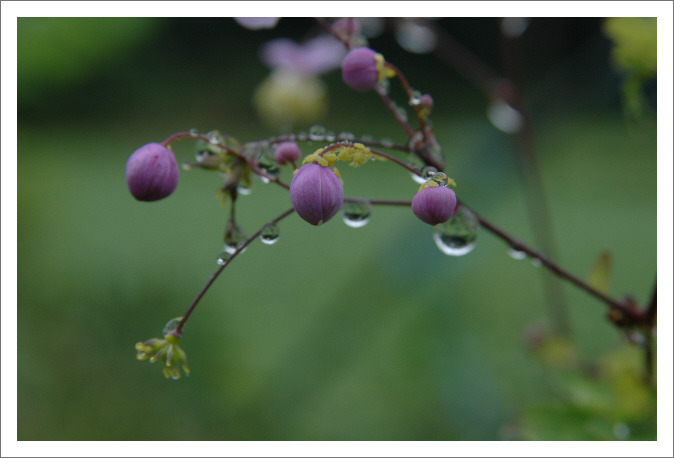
[[174, 207, 295, 337]]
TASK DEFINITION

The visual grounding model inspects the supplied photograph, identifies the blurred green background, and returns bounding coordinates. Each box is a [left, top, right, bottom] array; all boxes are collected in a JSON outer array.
[[17, 18, 656, 440]]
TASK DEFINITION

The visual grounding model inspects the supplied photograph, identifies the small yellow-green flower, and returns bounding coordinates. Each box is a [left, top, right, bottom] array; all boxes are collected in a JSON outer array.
[[135, 326, 190, 380]]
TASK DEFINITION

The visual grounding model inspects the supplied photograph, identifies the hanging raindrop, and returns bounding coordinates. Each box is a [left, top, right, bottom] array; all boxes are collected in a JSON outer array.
[[259, 223, 281, 245], [409, 90, 423, 106], [507, 246, 527, 260], [216, 250, 231, 265], [342, 201, 371, 228], [309, 125, 327, 141], [380, 137, 395, 148], [162, 317, 183, 337], [433, 206, 479, 256], [224, 224, 247, 255], [338, 131, 355, 141]]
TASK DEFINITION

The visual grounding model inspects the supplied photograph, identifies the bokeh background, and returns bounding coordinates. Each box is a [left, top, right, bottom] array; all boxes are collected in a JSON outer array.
[[17, 17, 657, 441]]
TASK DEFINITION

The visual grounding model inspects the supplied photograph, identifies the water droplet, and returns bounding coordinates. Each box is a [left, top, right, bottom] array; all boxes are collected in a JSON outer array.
[[189, 128, 199, 135], [411, 172, 426, 184], [395, 104, 408, 122], [259, 223, 280, 245], [360, 134, 374, 142], [309, 125, 326, 141], [256, 153, 280, 182], [531, 258, 543, 268], [237, 184, 252, 196], [429, 171, 449, 187], [181, 162, 193, 171], [409, 90, 422, 106], [487, 99, 524, 134], [224, 225, 247, 254], [325, 131, 336, 142], [338, 131, 355, 141], [162, 317, 183, 337], [380, 137, 395, 148], [216, 250, 231, 265], [342, 201, 371, 228], [433, 206, 479, 256], [508, 247, 527, 260]]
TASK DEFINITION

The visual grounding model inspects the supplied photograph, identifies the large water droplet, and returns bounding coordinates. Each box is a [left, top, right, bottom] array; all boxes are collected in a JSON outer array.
[[162, 317, 183, 337], [309, 125, 326, 141], [256, 152, 280, 182], [342, 201, 371, 228], [433, 206, 479, 256], [224, 224, 247, 254], [259, 223, 280, 245]]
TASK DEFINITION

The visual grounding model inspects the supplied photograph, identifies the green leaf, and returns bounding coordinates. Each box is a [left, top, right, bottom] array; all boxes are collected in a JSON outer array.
[[588, 251, 612, 295]]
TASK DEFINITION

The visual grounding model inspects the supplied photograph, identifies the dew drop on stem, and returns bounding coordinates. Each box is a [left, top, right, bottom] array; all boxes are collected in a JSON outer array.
[[433, 206, 479, 256], [342, 201, 371, 228], [259, 223, 280, 245], [507, 247, 527, 260]]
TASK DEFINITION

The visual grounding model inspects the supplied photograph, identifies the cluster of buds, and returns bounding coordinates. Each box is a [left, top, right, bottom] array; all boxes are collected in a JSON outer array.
[[125, 19, 462, 379]]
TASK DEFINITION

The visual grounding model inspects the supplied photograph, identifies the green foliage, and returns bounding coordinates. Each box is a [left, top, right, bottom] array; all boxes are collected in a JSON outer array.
[[17, 18, 158, 105], [514, 344, 656, 440], [603, 18, 657, 118]]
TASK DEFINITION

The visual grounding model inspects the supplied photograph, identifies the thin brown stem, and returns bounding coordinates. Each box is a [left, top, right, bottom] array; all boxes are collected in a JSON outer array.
[[463, 201, 644, 320], [375, 86, 417, 138], [174, 207, 295, 336]]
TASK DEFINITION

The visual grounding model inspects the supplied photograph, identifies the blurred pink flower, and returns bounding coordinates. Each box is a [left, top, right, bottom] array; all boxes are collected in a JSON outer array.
[[234, 17, 280, 30], [262, 35, 347, 75]]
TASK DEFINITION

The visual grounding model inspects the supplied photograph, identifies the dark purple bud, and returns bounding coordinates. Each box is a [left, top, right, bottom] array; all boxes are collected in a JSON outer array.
[[274, 141, 302, 165], [341, 47, 380, 91], [289, 163, 344, 225], [412, 185, 457, 226], [125, 143, 179, 202]]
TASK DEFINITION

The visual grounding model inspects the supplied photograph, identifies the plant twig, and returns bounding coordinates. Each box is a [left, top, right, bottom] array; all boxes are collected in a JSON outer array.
[[174, 207, 295, 336]]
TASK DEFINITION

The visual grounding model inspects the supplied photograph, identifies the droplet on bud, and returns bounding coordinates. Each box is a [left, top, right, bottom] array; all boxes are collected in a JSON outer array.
[[342, 201, 371, 228], [433, 206, 479, 256], [259, 223, 280, 245]]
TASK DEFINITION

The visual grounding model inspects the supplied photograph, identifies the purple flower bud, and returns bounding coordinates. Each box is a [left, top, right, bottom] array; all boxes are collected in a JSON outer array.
[[412, 185, 457, 226], [274, 141, 302, 165], [125, 143, 179, 202], [290, 163, 344, 225], [341, 47, 380, 91]]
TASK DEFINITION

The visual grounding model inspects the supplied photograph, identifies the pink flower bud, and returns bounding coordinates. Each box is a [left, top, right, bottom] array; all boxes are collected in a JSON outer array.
[[274, 141, 302, 165], [290, 163, 344, 225], [125, 143, 179, 202], [341, 47, 379, 91], [412, 186, 457, 226]]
